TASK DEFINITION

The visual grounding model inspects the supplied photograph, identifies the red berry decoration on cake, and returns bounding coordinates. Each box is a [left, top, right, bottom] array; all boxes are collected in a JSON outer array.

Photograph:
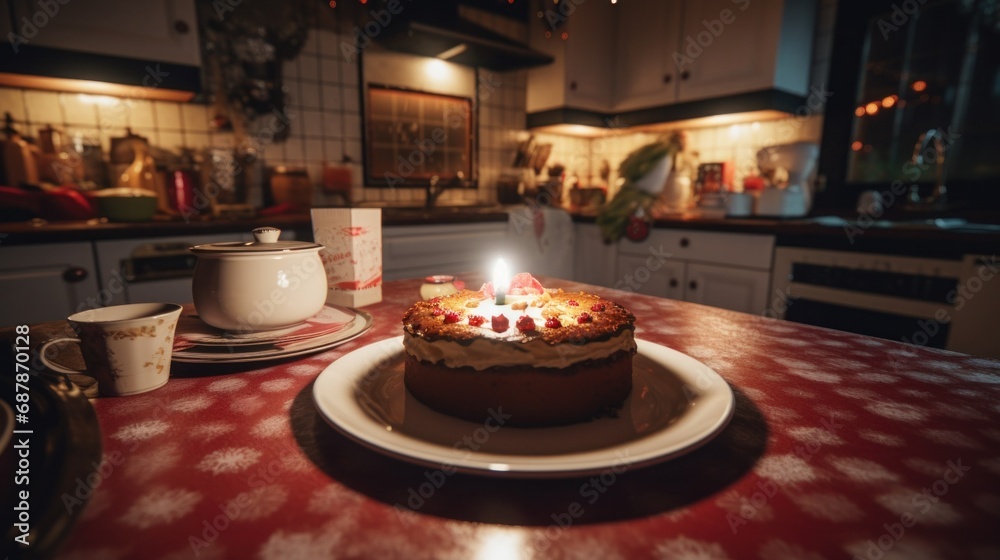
[[545, 317, 561, 329], [443, 311, 462, 324], [516, 315, 536, 332], [491, 314, 509, 333], [467, 315, 485, 327], [591, 303, 606, 312], [577, 312, 592, 324]]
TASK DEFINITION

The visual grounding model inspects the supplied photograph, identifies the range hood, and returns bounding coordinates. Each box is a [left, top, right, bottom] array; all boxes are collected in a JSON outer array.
[[374, 3, 553, 71]]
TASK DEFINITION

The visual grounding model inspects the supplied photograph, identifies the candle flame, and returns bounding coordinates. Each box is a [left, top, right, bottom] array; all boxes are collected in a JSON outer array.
[[493, 258, 509, 293]]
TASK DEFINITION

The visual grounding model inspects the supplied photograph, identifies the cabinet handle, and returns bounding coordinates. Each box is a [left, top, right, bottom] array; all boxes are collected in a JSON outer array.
[[680, 70, 691, 80], [174, 20, 190, 34], [569, 81, 578, 91], [679, 237, 690, 248], [663, 74, 672, 84], [669, 278, 678, 288], [63, 267, 88, 283], [689, 280, 698, 290]]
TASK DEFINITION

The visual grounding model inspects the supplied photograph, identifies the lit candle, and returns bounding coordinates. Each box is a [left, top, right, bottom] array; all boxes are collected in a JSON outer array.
[[493, 258, 509, 305]]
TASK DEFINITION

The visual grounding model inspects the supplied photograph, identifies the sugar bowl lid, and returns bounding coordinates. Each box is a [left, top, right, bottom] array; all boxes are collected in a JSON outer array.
[[189, 227, 322, 253]]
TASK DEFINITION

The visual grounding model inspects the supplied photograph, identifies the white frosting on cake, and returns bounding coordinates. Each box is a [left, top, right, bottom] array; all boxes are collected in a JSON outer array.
[[402, 329, 636, 370]]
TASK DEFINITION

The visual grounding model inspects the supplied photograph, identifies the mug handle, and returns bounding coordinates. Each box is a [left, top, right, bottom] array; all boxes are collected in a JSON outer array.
[[39, 337, 83, 375]]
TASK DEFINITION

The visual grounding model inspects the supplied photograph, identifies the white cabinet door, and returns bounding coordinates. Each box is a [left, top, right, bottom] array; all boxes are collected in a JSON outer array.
[[614, 0, 682, 111], [615, 254, 685, 299], [383, 223, 507, 282], [563, 0, 617, 111], [684, 262, 770, 314], [572, 223, 618, 288], [8, 0, 200, 66], [0, 243, 99, 325], [676, 0, 810, 102]]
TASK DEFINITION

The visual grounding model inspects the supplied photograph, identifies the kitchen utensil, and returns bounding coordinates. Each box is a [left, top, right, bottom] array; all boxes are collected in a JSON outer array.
[[725, 191, 753, 217], [1, 113, 39, 187], [530, 143, 552, 175], [189, 226, 327, 332], [86, 187, 158, 221], [39, 303, 183, 396], [856, 190, 883, 216], [754, 142, 819, 217], [169, 168, 198, 215]]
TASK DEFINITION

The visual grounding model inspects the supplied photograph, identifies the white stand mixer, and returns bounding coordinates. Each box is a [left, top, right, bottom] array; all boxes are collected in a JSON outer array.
[[755, 142, 819, 217]]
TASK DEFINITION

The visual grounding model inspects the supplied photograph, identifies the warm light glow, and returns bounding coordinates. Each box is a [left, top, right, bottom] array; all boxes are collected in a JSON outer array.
[[854, 106, 866, 117], [493, 258, 509, 305], [475, 529, 524, 560], [881, 95, 897, 108], [728, 124, 744, 138], [436, 43, 468, 60], [851, 141, 863, 151], [560, 32, 569, 40], [0, 73, 194, 102], [425, 59, 449, 80], [865, 102, 879, 115], [77, 93, 120, 107], [912, 80, 927, 92]]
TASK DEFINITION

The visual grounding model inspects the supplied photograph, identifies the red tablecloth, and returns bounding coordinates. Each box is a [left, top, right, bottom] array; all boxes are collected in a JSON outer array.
[[57, 277, 1000, 559]]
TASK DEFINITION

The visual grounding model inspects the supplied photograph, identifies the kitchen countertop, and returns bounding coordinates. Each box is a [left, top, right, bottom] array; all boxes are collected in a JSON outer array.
[[0, 208, 510, 244], [2, 207, 997, 257], [7, 276, 999, 558]]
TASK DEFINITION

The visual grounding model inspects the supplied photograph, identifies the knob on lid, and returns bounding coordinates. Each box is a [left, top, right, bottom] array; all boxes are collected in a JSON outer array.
[[253, 227, 281, 243]]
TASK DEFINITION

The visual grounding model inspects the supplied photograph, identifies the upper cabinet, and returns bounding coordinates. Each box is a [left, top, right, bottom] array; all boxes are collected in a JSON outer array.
[[529, 0, 817, 120], [4, 0, 200, 66], [527, 0, 617, 113]]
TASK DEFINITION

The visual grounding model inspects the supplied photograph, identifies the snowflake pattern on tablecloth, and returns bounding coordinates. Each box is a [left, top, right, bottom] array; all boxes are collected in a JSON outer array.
[[119, 487, 202, 529], [196, 447, 263, 475], [56, 278, 1000, 559]]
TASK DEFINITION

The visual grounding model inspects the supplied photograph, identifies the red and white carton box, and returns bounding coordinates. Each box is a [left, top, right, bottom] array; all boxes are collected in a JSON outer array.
[[311, 208, 382, 308]]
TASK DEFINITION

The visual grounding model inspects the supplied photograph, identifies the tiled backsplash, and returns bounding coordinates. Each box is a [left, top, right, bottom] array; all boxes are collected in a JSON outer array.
[[1, 0, 834, 209]]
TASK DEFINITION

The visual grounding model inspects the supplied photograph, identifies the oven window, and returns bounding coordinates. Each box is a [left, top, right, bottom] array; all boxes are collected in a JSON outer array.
[[785, 298, 950, 349]]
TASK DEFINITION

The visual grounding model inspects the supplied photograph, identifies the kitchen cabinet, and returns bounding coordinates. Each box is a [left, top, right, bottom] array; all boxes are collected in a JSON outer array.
[[0, 242, 99, 325], [526, 0, 617, 113], [572, 223, 619, 287], [615, 0, 816, 111], [383, 223, 507, 282], [614, 228, 775, 314], [4, 0, 200, 67]]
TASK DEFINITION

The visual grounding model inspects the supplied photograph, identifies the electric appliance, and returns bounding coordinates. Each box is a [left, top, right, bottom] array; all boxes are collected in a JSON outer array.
[[756, 142, 819, 217]]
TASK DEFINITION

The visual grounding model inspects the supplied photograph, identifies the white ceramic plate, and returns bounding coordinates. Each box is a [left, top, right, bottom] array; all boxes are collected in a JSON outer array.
[[172, 310, 373, 363], [312, 337, 735, 478]]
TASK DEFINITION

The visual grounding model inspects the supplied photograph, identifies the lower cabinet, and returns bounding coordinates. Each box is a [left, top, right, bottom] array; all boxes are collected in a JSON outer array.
[[610, 228, 776, 315], [0, 242, 100, 325]]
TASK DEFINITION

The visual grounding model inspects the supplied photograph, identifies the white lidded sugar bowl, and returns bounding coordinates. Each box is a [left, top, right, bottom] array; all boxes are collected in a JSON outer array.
[[190, 227, 327, 332]]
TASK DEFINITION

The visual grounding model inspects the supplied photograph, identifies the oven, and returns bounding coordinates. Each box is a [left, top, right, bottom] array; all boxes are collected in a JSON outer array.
[[770, 247, 999, 358]]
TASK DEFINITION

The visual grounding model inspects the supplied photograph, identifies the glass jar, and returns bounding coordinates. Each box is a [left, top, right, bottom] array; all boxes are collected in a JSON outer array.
[[420, 275, 458, 300]]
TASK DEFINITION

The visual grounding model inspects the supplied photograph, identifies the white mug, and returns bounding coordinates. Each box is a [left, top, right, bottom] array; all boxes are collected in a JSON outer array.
[[40, 303, 183, 397]]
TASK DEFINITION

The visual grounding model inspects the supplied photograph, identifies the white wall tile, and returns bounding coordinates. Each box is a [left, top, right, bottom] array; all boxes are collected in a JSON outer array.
[[129, 100, 156, 128], [181, 104, 209, 132], [153, 101, 182, 130], [60, 93, 99, 126], [0, 88, 27, 122], [24, 90, 62, 124]]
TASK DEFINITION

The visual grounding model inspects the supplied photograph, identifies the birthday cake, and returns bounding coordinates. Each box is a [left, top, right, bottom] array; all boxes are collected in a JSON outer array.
[[401, 273, 636, 427]]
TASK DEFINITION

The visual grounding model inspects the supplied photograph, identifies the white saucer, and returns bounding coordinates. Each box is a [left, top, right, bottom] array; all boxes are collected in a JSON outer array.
[[312, 337, 735, 478], [172, 310, 373, 363]]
